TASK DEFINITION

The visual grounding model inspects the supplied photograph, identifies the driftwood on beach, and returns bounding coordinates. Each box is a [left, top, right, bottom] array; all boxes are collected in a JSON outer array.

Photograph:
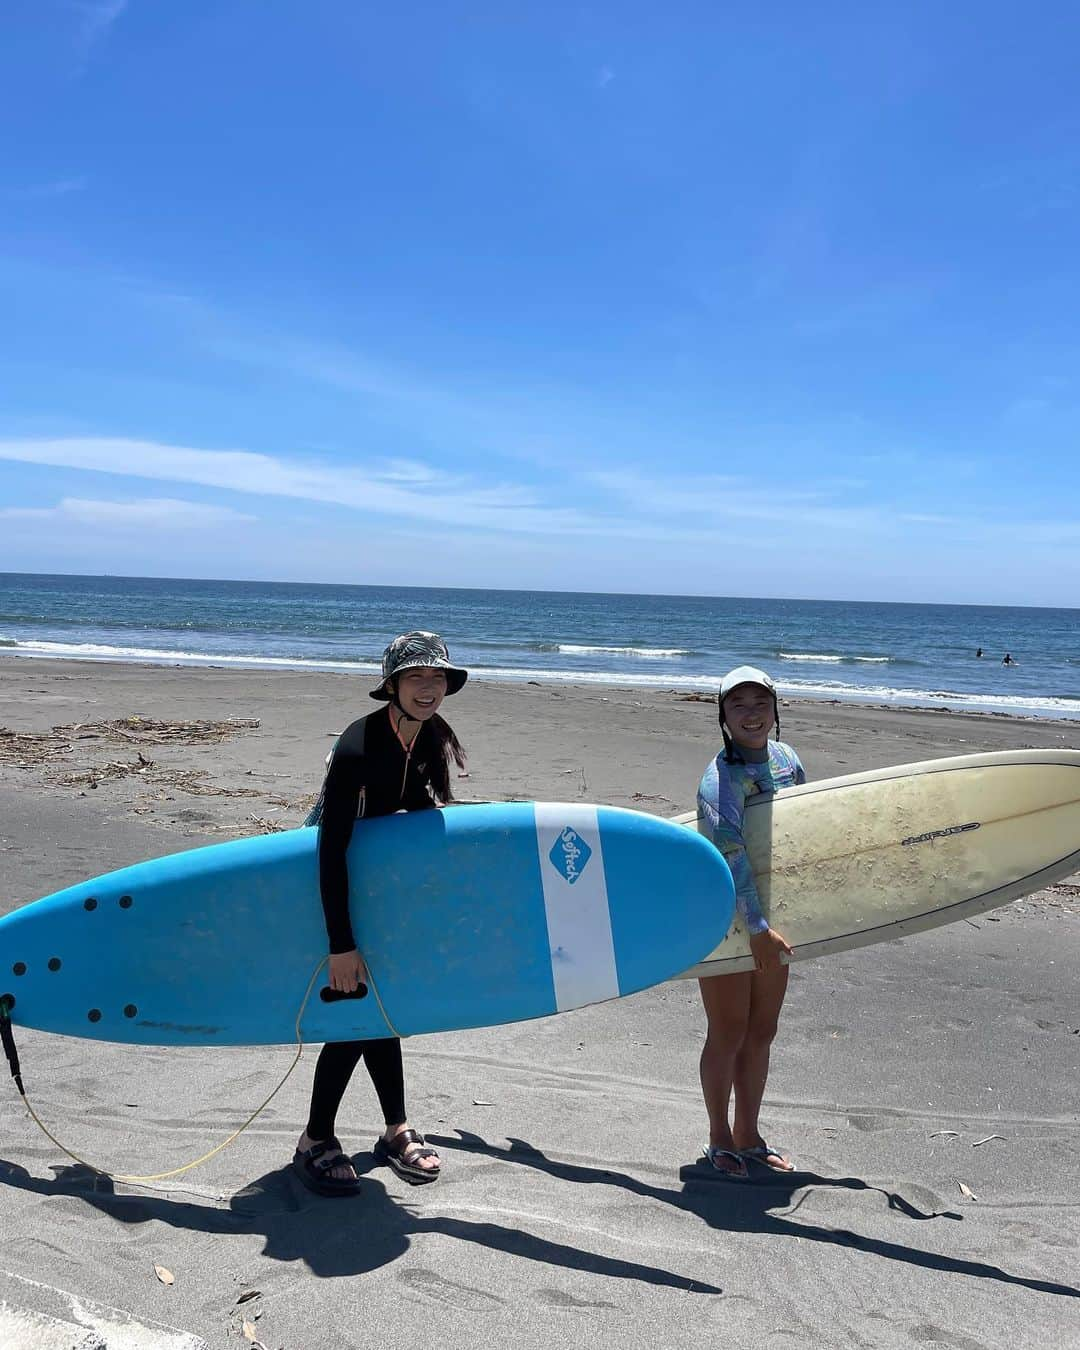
[[0, 716, 261, 765], [0, 717, 305, 820]]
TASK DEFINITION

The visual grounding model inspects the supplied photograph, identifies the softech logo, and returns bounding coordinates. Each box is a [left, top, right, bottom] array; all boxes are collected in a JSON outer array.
[[549, 826, 592, 884]]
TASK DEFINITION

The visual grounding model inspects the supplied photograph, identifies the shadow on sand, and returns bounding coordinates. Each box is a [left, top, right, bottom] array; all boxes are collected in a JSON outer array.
[[425, 1130, 1080, 1301], [4, 1128, 1077, 1301], [0, 1150, 720, 1295]]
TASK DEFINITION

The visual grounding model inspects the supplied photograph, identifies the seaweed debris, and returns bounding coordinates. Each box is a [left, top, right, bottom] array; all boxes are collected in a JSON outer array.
[[0, 717, 260, 767]]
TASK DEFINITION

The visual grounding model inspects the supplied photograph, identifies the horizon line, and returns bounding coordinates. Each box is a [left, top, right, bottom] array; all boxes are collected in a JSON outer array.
[[0, 569, 1076, 614]]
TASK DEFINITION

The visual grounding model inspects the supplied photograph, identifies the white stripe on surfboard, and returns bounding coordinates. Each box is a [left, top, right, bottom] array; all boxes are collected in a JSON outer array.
[[534, 803, 619, 1011]]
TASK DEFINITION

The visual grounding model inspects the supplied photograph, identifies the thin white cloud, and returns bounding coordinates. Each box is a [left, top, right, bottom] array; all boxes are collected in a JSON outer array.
[[0, 435, 790, 544], [140, 290, 594, 475], [77, 0, 128, 44], [1004, 397, 1052, 421], [205, 331, 427, 404], [3, 438, 1073, 555], [0, 496, 254, 530], [0, 436, 601, 536], [1026, 520, 1080, 545], [588, 467, 1080, 544], [9, 176, 88, 201], [588, 469, 884, 532], [898, 512, 964, 527], [374, 458, 453, 486]]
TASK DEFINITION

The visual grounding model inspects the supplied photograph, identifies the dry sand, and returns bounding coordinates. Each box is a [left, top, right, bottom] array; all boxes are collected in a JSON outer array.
[[0, 657, 1078, 1349]]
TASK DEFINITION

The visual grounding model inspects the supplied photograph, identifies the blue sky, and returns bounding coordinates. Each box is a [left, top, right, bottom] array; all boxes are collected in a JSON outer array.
[[1, 1, 1077, 604]]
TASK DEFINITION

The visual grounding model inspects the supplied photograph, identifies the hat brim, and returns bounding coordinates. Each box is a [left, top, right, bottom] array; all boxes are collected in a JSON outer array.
[[370, 662, 468, 700], [719, 679, 775, 704]]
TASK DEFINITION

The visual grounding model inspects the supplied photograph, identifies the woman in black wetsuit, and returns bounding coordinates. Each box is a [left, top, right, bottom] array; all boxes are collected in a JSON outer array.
[[293, 631, 468, 1196]]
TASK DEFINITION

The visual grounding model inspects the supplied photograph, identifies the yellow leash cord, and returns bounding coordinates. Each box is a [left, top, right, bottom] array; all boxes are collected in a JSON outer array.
[[4, 954, 403, 1186], [365, 960, 403, 1040]]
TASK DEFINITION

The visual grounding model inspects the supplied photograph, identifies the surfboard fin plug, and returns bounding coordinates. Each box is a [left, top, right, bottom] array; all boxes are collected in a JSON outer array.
[[0, 993, 25, 1096]]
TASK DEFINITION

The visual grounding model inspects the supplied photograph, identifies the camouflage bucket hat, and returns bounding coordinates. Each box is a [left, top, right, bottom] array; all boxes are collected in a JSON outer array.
[[369, 631, 469, 700]]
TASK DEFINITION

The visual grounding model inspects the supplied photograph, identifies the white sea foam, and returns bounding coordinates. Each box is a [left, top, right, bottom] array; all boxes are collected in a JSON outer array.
[[781, 652, 892, 664], [771, 675, 1079, 717], [5, 640, 1077, 718], [555, 644, 690, 658], [7, 638, 380, 674], [466, 666, 1079, 716]]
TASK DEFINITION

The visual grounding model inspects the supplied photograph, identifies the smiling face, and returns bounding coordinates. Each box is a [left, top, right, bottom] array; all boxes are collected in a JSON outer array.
[[721, 682, 775, 750], [394, 666, 448, 720]]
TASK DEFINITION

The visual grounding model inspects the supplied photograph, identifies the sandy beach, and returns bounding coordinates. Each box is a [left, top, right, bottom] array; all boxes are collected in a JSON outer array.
[[1, 656, 1077, 1350]]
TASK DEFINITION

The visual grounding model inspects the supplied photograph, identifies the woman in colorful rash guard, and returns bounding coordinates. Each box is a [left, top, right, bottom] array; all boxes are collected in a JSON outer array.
[[696, 666, 805, 1177], [292, 632, 468, 1196]]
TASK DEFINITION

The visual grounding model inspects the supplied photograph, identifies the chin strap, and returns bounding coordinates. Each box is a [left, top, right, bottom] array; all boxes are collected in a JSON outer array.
[[385, 676, 406, 720], [718, 696, 780, 760]]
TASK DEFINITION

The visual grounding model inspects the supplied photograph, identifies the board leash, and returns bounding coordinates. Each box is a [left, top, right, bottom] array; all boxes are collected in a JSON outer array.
[[0, 953, 402, 1185]]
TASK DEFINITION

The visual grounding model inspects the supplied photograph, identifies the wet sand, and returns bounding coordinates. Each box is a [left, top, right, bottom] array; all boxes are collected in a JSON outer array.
[[1, 657, 1078, 1349]]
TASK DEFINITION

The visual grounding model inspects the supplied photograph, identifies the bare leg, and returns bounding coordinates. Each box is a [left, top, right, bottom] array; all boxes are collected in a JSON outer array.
[[731, 963, 789, 1160], [698, 973, 752, 1172]]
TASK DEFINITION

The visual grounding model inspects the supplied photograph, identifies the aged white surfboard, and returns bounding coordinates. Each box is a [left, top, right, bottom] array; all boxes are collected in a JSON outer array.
[[677, 749, 1080, 979]]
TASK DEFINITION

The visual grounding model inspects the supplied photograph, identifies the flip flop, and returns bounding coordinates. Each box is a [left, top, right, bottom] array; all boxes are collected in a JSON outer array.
[[704, 1146, 749, 1179], [375, 1128, 441, 1184], [740, 1142, 794, 1172], [292, 1135, 362, 1197]]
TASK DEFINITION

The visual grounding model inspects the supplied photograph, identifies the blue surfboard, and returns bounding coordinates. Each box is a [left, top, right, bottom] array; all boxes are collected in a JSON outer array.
[[0, 802, 734, 1046]]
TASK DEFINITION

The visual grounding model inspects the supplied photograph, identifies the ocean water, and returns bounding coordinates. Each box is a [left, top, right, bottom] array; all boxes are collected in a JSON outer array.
[[0, 573, 1077, 719]]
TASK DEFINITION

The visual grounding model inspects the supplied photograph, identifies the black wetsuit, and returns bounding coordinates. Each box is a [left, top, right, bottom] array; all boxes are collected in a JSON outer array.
[[305, 707, 438, 1141]]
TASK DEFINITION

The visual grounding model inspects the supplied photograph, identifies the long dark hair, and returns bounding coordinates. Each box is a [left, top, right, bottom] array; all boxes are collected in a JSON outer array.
[[423, 712, 467, 803], [386, 677, 467, 803]]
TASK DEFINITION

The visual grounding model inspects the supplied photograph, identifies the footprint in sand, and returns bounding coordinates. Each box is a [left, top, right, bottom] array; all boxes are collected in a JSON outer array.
[[397, 1268, 505, 1312]]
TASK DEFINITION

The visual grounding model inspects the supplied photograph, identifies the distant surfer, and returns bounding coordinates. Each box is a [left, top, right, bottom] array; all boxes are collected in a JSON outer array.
[[695, 666, 805, 1177], [1002, 652, 1016, 666], [975, 648, 983, 658], [293, 632, 468, 1195]]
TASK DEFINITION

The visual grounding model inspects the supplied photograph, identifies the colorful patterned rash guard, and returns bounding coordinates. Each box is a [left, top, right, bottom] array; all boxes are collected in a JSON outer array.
[[697, 740, 806, 936]]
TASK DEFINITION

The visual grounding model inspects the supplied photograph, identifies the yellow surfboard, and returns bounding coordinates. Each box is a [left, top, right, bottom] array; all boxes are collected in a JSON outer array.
[[677, 749, 1080, 979]]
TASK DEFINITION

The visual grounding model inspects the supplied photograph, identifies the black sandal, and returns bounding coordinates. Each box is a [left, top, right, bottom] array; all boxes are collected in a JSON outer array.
[[374, 1128, 441, 1184], [292, 1135, 362, 1197]]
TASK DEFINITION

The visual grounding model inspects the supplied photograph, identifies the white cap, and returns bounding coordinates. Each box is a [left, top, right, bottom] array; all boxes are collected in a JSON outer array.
[[719, 665, 776, 702]]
